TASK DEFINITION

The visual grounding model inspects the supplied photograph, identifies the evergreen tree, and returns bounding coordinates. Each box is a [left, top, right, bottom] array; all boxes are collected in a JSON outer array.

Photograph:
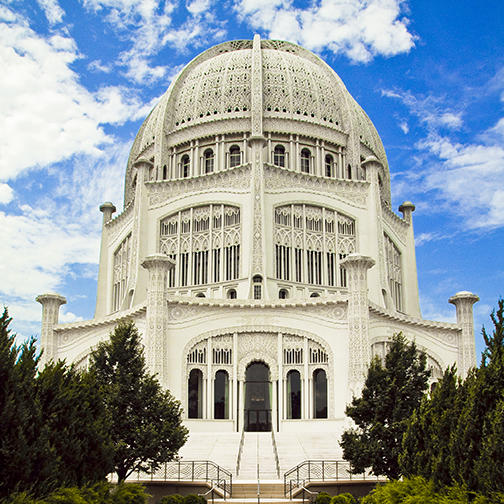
[[400, 365, 460, 487], [0, 309, 41, 497], [0, 308, 113, 498], [341, 333, 430, 479], [90, 321, 188, 482]]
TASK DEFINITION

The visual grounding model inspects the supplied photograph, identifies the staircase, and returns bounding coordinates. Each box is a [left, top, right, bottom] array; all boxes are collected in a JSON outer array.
[[237, 432, 279, 480]]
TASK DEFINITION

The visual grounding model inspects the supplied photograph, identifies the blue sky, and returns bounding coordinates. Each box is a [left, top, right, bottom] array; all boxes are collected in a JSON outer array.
[[1, 0, 503, 360]]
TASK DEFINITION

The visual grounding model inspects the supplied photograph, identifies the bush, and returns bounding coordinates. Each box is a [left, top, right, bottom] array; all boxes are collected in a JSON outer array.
[[159, 496, 184, 504], [1, 483, 149, 504], [315, 492, 332, 504], [182, 495, 205, 504], [330, 494, 357, 504]]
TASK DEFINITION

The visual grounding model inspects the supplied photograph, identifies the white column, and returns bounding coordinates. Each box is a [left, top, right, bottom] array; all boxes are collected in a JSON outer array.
[[277, 332, 283, 429], [207, 337, 212, 419], [449, 291, 479, 378], [303, 336, 309, 419], [141, 254, 174, 388], [36, 293, 66, 367], [233, 332, 238, 430], [341, 253, 375, 399]]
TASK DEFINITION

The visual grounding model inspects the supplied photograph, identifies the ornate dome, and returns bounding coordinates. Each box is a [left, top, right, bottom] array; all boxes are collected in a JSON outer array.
[[124, 37, 389, 205]]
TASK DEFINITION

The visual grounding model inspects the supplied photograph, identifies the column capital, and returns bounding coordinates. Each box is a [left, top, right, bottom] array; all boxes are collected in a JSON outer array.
[[449, 291, 480, 306], [341, 253, 375, 270], [36, 293, 67, 307], [99, 201, 116, 224], [141, 254, 175, 271]]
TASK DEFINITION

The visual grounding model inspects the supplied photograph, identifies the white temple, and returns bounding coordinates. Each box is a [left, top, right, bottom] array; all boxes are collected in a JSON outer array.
[[37, 36, 478, 464]]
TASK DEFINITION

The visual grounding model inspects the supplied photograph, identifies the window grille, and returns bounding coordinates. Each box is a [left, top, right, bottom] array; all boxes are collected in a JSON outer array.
[[187, 347, 206, 364], [112, 234, 131, 312], [213, 348, 232, 365], [310, 347, 328, 364], [284, 348, 303, 364], [160, 205, 240, 288]]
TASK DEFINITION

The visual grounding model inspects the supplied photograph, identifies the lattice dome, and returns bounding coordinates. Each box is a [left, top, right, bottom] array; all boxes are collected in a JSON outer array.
[[124, 38, 389, 205]]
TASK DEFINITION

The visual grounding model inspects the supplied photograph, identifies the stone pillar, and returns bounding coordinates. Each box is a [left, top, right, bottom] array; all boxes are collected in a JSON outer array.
[[36, 293, 66, 366], [95, 202, 116, 318], [141, 254, 174, 387], [449, 291, 479, 377], [341, 253, 375, 398], [399, 200, 421, 317]]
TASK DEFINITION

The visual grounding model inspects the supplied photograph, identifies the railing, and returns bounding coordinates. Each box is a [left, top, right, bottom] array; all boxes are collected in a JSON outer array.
[[135, 460, 232, 498], [271, 430, 280, 478], [284, 460, 376, 498], [236, 429, 245, 475]]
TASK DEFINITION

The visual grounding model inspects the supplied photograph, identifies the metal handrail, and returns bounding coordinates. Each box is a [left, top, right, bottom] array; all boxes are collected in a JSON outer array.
[[283, 460, 377, 497], [236, 429, 245, 475], [271, 430, 280, 478], [256, 435, 260, 504], [135, 460, 232, 498]]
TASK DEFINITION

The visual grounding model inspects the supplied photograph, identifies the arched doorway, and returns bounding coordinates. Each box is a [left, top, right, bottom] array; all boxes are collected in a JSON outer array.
[[245, 362, 271, 431]]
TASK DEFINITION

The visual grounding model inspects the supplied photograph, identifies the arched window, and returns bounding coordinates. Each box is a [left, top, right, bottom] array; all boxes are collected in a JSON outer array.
[[346, 164, 352, 179], [313, 369, 327, 418], [214, 370, 229, 419], [300, 148, 311, 173], [279, 289, 288, 299], [253, 275, 262, 300], [181, 154, 190, 178], [227, 289, 237, 299], [310, 292, 320, 298], [273, 145, 286, 167], [325, 154, 334, 177], [204, 149, 214, 174], [286, 370, 301, 419], [163, 165, 167, 180], [229, 145, 241, 168], [195, 292, 205, 298], [188, 369, 203, 418]]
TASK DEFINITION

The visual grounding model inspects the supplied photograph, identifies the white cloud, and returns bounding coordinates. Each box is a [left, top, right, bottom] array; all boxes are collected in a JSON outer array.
[[0, 183, 14, 204], [81, 0, 222, 84], [0, 8, 150, 179], [399, 120, 409, 134], [381, 88, 463, 131], [418, 131, 504, 229], [36, 0, 65, 25], [234, 0, 415, 63]]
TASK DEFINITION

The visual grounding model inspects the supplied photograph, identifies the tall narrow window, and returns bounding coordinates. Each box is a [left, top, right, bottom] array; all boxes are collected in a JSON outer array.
[[112, 234, 131, 312], [229, 145, 241, 167], [181, 154, 190, 178], [273, 145, 286, 167], [384, 234, 403, 311], [188, 369, 203, 418], [313, 369, 327, 418], [346, 164, 352, 179], [204, 149, 214, 173], [325, 154, 334, 177], [227, 288, 237, 299], [253, 275, 262, 300], [214, 370, 229, 419], [275, 245, 291, 280], [300, 148, 311, 173], [286, 370, 301, 419]]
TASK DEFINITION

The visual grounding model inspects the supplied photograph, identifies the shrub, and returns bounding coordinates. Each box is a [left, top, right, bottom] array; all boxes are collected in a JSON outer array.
[[315, 492, 332, 504], [330, 494, 357, 504], [159, 495, 184, 504], [110, 483, 149, 504], [182, 495, 205, 504]]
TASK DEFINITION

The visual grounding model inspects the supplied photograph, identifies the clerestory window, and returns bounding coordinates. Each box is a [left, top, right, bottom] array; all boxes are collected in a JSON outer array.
[[273, 145, 286, 167], [229, 145, 241, 168], [300, 148, 311, 173], [204, 149, 214, 174]]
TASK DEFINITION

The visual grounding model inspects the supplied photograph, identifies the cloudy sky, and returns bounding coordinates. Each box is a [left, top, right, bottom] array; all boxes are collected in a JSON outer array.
[[1, 0, 503, 358]]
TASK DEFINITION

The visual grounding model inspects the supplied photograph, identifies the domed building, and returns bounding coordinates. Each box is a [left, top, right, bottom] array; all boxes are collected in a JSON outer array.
[[37, 35, 478, 473]]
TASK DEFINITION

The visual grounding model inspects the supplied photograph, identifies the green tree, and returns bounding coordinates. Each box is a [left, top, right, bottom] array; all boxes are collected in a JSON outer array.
[[0, 309, 41, 497], [0, 308, 113, 498], [400, 365, 460, 487], [340, 333, 430, 479], [90, 321, 188, 482]]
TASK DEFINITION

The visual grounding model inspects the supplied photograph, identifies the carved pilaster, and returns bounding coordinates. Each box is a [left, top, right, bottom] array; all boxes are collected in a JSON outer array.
[[36, 293, 66, 366], [250, 33, 263, 139], [341, 254, 375, 398], [141, 254, 174, 387], [449, 291, 479, 377], [95, 202, 116, 318]]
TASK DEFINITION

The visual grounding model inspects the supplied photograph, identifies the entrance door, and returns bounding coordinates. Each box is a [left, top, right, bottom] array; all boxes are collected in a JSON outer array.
[[245, 362, 271, 431]]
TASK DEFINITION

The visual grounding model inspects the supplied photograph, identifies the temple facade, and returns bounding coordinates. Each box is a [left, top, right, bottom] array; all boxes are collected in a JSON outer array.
[[37, 35, 478, 437]]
